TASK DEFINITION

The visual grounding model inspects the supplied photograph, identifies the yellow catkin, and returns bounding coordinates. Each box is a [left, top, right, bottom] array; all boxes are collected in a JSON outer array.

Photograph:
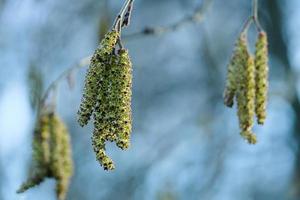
[[224, 46, 240, 107], [77, 30, 119, 126], [94, 55, 120, 143], [17, 113, 73, 200], [114, 49, 132, 150], [92, 49, 133, 170], [255, 31, 269, 125], [92, 134, 115, 170], [235, 34, 257, 144]]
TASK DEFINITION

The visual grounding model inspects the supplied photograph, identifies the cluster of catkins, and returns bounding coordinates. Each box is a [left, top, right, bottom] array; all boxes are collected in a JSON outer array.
[[224, 31, 269, 144], [77, 29, 133, 170], [17, 112, 73, 200]]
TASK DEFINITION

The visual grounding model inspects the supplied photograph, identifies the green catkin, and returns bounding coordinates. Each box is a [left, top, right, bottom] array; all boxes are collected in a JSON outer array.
[[114, 49, 132, 150], [17, 114, 50, 193], [255, 31, 269, 125], [92, 49, 133, 170], [94, 55, 119, 143], [18, 113, 73, 200], [77, 30, 119, 126], [49, 114, 73, 200], [92, 55, 118, 170], [92, 134, 115, 170], [235, 34, 257, 144], [224, 47, 240, 107]]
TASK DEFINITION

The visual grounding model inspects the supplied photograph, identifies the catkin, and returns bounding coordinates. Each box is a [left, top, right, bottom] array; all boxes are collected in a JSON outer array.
[[224, 47, 240, 107], [235, 34, 257, 144], [17, 114, 50, 193], [77, 30, 119, 126], [18, 112, 73, 200], [92, 49, 133, 170], [92, 134, 115, 170], [77, 28, 133, 170], [114, 49, 132, 150], [49, 114, 73, 200], [255, 31, 268, 125]]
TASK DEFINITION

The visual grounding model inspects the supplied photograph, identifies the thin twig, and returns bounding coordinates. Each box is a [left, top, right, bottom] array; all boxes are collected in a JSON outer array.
[[252, 0, 263, 31], [124, 0, 213, 39], [113, 0, 133, 31], [240, 16, 253, 34], [122, 0, 134, 27], [41, 56, 91, 107]]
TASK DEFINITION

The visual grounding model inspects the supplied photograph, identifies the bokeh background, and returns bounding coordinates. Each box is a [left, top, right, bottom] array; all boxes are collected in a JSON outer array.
[[1, 0, 300, 199]]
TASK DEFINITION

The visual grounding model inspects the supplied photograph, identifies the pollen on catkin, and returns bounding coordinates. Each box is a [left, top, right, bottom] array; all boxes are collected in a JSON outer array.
[[254, 31, 269, 125], [92, 49, 133, 170], [224, 35, 247, 107], [115, 49, 132, 150], [77, 30, 119, 127], [234, 34, 257, 144], [17, 112, 73, 200], [49, 114, 73, 200], [237, 55, 256, 144]]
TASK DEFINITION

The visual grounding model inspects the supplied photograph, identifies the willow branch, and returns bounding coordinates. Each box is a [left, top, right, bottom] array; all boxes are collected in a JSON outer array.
[[124, 0, 213, 39]]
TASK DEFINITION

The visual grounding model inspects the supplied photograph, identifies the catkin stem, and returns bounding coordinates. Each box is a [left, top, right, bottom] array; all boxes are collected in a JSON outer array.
[[252, 0, 263, 31], [113, 0, 134, 31]]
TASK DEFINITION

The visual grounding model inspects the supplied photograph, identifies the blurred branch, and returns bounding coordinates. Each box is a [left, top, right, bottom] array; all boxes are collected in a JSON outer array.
[[262, 0, 300, 198], [41, 56, 91, 108], [124, 0, 213, 39]]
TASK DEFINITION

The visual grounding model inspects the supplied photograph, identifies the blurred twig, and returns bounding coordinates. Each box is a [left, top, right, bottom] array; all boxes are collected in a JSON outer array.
[[124, 0, 213, 39], [27, 64, 44, 110], [41, 56, 91, 108]]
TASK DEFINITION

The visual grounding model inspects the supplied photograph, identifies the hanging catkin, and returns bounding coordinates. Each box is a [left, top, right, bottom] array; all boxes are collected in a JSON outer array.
[[77, 28, 133, 170], [254, 31, 268, 125], [17, 114, 50, 193], [92, 49, 133, 170], [18, 112, 73, 200], [224, 54, 238, 107], [77, 30, 119, 127], [224, 37, 245, 108], [49, 114, 73, 200], [235, 34, 256, 144], [114, 49, 132, 150]]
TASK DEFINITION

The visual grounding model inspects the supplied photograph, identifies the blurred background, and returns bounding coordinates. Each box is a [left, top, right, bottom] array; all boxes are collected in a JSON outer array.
[[0, 0, 300, 199]]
